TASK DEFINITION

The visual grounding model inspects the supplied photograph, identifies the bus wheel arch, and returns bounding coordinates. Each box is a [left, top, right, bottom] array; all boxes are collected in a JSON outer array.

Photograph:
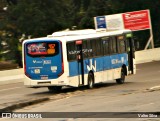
[[87, 71, 94, 89]]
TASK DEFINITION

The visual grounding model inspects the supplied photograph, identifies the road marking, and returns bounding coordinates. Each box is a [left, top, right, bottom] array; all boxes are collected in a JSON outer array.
[[0, 86, 22, 92], [137, 103, 154, 108], [150, 85, 160, 90]]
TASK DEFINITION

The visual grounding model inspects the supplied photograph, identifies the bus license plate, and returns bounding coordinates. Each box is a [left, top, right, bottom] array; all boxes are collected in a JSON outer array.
[[41, 76, 48, 80]]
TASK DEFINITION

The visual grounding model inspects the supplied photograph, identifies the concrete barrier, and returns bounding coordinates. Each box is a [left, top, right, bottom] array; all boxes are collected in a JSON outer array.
[[135, 48, 160, 64], [0, 68, 23, 77], [0, 68, 24, 85], [0, 48, 160, 85]]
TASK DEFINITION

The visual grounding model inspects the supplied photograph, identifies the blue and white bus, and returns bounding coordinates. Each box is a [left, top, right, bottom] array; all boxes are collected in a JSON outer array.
[[22, 29, 136, 91]]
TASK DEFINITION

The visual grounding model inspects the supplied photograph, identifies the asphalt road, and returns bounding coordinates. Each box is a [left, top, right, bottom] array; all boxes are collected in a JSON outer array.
[[0, 61, 160, 121]]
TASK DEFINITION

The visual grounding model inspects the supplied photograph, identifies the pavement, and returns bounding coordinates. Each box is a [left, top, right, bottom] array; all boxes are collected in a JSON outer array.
[[0, 61, 160, 113], [0, 68, 24, 85], [0, 68, 50, 112]]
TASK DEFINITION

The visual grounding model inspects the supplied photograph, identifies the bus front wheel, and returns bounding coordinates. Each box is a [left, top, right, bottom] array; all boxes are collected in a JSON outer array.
[[88, 73, 94, 89], [48, 86, 62, 92], [116, 68, 125, 84]]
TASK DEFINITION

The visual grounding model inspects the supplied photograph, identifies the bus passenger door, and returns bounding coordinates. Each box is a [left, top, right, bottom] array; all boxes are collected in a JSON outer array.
[[76, 40, 84, 85], [127, 36, 136, 74]]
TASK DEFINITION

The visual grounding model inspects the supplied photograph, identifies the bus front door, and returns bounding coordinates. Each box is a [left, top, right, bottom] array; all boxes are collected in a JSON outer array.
[[76, 41, 84, 86], [127, 37, 135, 74]]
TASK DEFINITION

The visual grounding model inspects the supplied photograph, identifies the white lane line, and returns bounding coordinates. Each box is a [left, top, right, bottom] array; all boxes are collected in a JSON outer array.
[[0, 86, 22, 92], [149, 85, 160, 90], [136, 103, 154, 108]]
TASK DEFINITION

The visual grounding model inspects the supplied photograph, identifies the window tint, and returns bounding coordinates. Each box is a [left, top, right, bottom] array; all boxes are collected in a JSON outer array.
[[89, 38, 103, 57], [119, 40, 126, 53], [67, 42, 76, 61], [95, 38, 103, 56], [117, 35, 126, 53], [101, 37, 109, 55], [110, 37, 117, 54], [90, 39, 96, 57], [67, 35, 125, 61], [82, 40, 88, 59], [87, 40, 93, 58]]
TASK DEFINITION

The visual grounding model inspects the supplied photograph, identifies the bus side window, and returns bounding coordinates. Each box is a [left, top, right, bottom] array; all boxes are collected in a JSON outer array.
[[95, 38, 103, 57], [67, 42, 76, 61], [90, 39, 96, 57], [119, 39, 126, 53], [87, 40, 92, 58], [110, 36, 118, 54], [89, 38, 103, 58], [82, 40, 88, 59], [101, 37, 110, 56], [117, 35, 126, 53]]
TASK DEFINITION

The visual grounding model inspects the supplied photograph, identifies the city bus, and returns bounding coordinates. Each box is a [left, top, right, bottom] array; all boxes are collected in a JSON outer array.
[[22, 29, 136, 92]]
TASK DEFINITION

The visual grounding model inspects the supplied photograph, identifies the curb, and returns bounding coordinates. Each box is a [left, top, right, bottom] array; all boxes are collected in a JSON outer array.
[[0, 97, 50, 112], [0, 75, 24, 85], [0, 68, 23, 85], [148, 86, 160, 91], [0, 91, 75, 112]]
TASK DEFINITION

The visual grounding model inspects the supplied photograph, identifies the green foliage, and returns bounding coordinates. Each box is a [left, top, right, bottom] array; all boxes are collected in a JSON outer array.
[[6, 0, 72, 37], [0, 0, 160, 62]]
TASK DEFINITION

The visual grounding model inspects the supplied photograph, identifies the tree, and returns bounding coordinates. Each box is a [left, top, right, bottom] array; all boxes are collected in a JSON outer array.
[[1, 0, 160, 62], [7, 0, 17, 5]]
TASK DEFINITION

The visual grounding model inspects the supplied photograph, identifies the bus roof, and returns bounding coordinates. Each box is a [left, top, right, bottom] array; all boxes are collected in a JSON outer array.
[[50, 29, 132, 42], [51, 29, 96, 37], [23, 29, 132, 44]]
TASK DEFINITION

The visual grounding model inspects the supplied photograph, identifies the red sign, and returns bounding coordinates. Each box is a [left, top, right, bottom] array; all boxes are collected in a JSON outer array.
[[122, 10, 150, 31], [76, 40, 82, 45]]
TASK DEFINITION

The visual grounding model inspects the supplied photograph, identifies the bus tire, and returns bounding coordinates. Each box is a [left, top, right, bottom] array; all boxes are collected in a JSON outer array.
[[88, 73, 94, 89], [116, 68, 125, 84], [48, 86, 62, 92]]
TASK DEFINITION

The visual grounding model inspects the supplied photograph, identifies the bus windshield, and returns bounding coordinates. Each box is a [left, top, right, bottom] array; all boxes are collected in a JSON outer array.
[[26, 42, 59, 57]]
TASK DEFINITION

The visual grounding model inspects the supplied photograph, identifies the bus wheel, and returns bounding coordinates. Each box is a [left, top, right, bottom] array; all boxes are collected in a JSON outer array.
[[88, 73, 94, 89], [48, 86, 62, 92], [116, 68, 125, 84]]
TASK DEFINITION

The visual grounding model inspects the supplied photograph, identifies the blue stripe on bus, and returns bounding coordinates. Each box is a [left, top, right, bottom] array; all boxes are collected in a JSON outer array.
[[68, 53, 128, 77]]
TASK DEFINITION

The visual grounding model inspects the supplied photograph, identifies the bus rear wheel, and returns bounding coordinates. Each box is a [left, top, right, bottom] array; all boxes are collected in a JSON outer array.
[[48, 86, 62, 92], [116, 68, 125, 84], [88, 73, 94, 89]]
